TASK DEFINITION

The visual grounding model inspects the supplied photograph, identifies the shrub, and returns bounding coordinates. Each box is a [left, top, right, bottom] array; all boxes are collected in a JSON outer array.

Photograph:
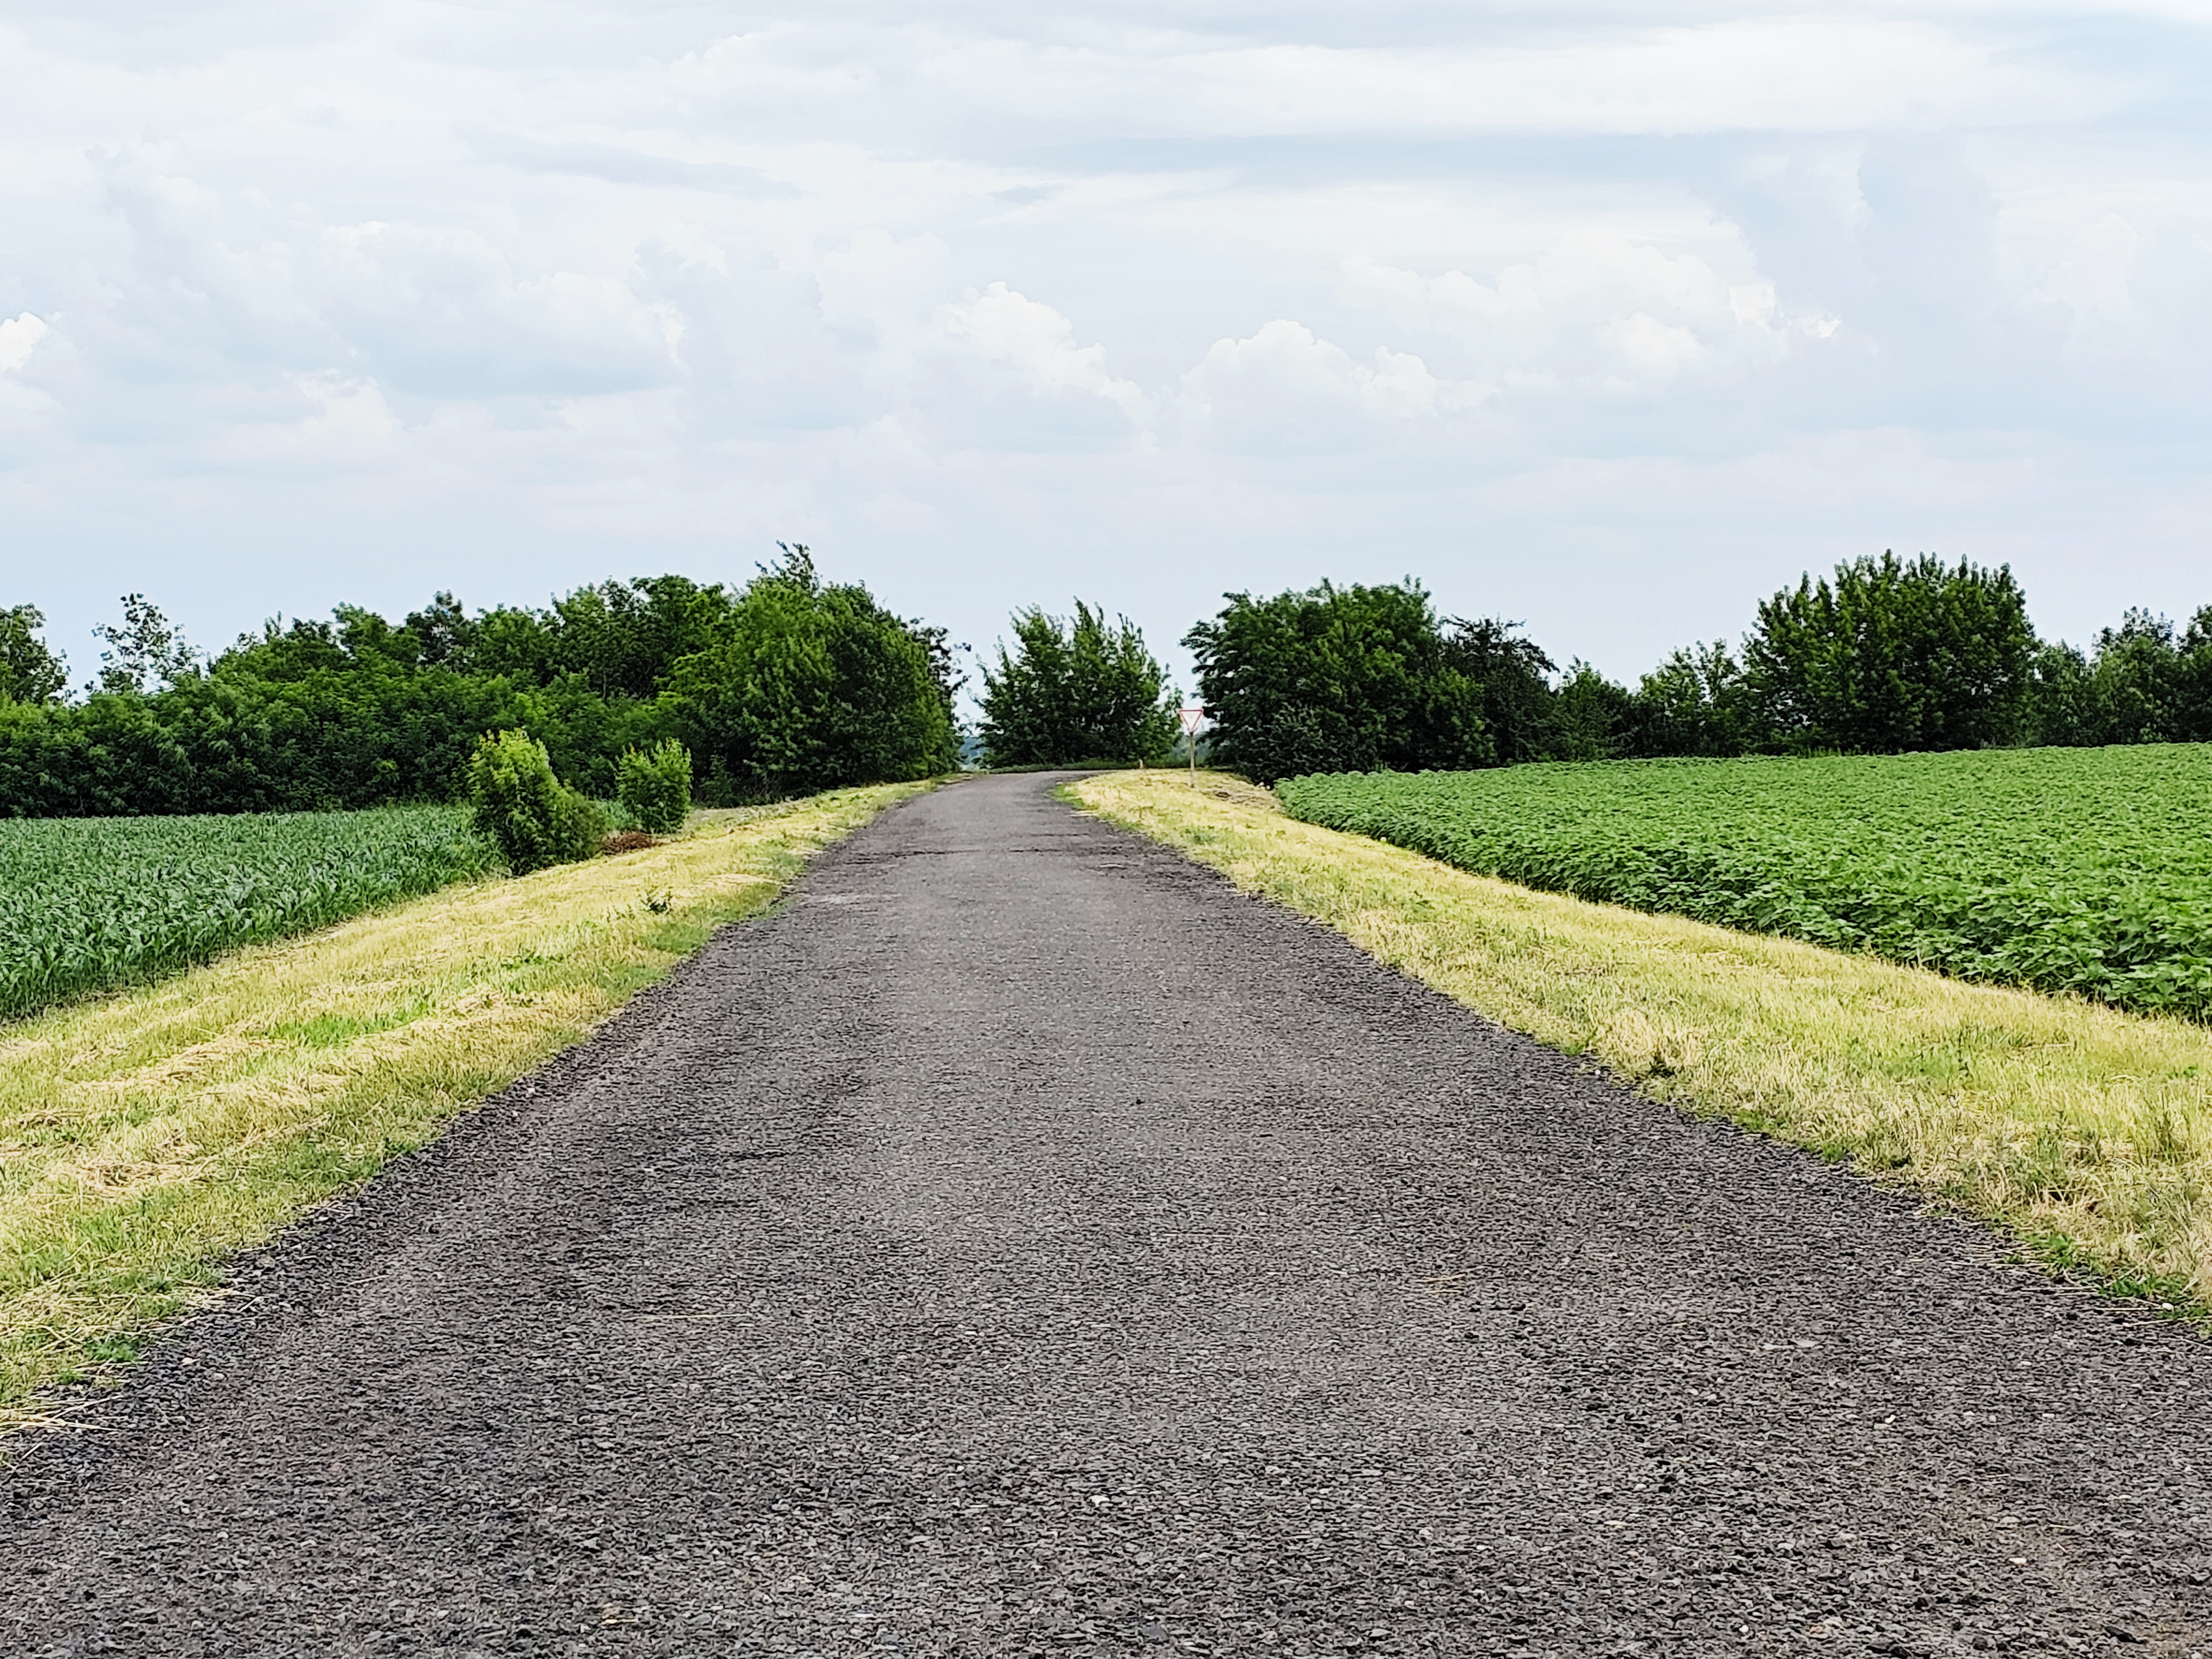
[[659, 547, 959, 800], [978, 601, 1178, 767], [617, 739, 693, 833], [551, 785, 610, 864], [1742, 551, 2036, 753], [1182, 578, 1491, 784], [465, 729, 606, 874]]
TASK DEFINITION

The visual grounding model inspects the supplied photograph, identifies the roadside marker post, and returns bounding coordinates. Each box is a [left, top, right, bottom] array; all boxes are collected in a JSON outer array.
[[1179, 706, 1205, 783]]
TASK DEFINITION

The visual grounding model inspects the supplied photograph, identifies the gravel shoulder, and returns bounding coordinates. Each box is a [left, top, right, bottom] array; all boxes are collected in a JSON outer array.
[[4, 772, 2210, 1656]]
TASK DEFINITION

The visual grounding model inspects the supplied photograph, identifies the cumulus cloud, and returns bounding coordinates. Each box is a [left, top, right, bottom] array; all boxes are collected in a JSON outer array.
[[937, 284, 1148, 424], [0, 314, 48, 375], [0, 1, 2208, 685], [1182, 320, 1474, 428], [1339, 236, 1828, 396]]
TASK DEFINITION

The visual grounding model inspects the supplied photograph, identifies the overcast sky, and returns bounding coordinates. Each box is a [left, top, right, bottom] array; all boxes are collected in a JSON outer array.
[[4, 1, 2211, 696]]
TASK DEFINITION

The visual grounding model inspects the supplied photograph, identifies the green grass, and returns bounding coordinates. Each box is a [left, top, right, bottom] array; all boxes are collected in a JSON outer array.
[[1277, 745, 2212, 1020], [0, 807, 499, 1024], [0, 783, 927, 1429], [1073, 771, 2212, 1312]]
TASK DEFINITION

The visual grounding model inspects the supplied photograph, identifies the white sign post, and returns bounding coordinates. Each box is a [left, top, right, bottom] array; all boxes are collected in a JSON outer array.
[[1178, 706, 1205, 782]]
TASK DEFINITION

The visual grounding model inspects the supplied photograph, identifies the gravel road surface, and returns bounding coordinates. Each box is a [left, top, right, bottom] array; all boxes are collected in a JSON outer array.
[[5, 773, 2211, 1657]]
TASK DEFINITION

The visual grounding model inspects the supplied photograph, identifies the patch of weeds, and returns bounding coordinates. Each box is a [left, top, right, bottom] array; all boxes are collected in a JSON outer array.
[[642, 922, 709, 956], [269, 1008, 419, 1048], [641, 885, 673, 915]]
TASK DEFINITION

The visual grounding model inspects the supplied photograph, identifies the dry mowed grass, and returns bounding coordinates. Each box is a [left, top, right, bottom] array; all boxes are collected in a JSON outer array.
[[1075, 770, 2212, 1310], [0, 785, 924, 1427]]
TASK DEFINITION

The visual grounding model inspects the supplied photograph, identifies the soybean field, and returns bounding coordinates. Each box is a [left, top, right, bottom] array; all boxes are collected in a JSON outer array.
[[1277, 744, 2212, 1021], [0, 807, 497, 1024]]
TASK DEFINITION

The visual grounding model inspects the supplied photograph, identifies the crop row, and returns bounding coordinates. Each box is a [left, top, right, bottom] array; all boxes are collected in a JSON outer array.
[[1276, 745, 2212, 1022], [0, 807, 498, 1024]]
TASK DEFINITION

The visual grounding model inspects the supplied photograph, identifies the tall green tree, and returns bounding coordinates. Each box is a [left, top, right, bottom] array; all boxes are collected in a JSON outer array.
[[1742, 552, 2035, 752], [1542, 661, 1636, 761], [92, 594, 200, 695], [2177, 605, 2212, 740], [546, 575, 735, 699], [1441, 618, 1555, 764], [0, 606, 67, 706], [1185, 578, 1490, 784], [2024, 605, 2212, 747], [978, 602, 1177, 767], [659, 548, 957, 799], [1628, 641, 1752, 758]]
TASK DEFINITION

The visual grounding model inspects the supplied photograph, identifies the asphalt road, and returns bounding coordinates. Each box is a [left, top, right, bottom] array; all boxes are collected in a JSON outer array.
[[5, 773, 2211, 1657]]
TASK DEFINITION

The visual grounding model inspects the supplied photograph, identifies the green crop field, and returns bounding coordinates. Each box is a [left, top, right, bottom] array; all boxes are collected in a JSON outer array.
[[0, 807, 498, 1024], [1276, 744, 2212, 1021]]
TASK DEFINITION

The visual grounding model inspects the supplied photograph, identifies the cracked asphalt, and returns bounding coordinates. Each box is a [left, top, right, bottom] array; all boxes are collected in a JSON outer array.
[[4, 773, 2211, 1657]]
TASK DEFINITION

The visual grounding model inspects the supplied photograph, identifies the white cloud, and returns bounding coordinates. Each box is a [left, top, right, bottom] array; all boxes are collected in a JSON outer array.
[[937, 283, 1148, 424], [1178, 320, 1482, 454], [0, 1, 2208, 684], [917, 18, 2100, 138], [0, 314, 48, 375], [1340, 236, 1818, 395]]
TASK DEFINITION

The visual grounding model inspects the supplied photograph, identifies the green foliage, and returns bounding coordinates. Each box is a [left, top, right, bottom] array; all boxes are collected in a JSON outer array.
[[552, 783, 611, 862], [0, 806, 496, 1022], [617, 739, 693, 833], [2026, 607, 2212, 747], [465, 729, 604, 874], [978, 601, 1177, 767], [1629, 641, 1752, 758], [0, 606, 67, 706], [1442, 617, 1555, 764], [92, 593, 201, 696], [1278, 745, 2212, 1020], [1184, 578, 1491, 784], [660, 547, 957, 800], [0, 552, 958, 819], [1543, 661, 1636, 762], [1743, 552, 2036, 751], [546, 575, 736, 698]]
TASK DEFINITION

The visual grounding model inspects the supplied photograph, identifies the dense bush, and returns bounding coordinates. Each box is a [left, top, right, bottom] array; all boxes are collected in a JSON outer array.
[[0, 605, 67, 706], [465, 729, 606, 874], [1184, 579, 1492, 784], [2025, 607, 2212, 747], [1740, 552, 2036, 752], [618, 740, 693, 833], [1419, 554, 2198, 766], [661, 549, 958, 799], [0, 556, 959, 819], [978, 602, 1176, 766], [7, 549, 2209, 819]]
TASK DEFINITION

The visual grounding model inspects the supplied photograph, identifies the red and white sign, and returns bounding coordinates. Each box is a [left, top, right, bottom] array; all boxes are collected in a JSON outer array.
[[1178, 706, 1206, 735]]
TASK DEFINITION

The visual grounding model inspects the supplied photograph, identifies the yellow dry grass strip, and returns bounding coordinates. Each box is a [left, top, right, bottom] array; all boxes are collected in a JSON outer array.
[[1072, 770, 2212, 1309], [0, 784, 925, 1427]]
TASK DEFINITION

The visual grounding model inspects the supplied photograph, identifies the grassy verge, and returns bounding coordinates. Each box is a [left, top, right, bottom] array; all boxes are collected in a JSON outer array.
[[1070, 770, 2212, 1311], [0, 785, 925, 1427]]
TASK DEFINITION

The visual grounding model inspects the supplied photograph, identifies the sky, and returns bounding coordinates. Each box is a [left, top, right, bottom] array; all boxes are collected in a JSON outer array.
[[3, 1, 2211, 698]]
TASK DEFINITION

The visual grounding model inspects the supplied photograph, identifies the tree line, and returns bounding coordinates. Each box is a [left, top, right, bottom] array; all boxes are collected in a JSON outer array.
[[0, 548, 959, 816], [979, 552, 2212, 782], [3, 547, 2208, 814]]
